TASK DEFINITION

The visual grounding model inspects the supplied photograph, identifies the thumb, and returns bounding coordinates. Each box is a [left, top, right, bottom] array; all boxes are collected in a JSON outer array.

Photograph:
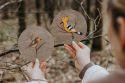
[[32, 59, 45, 80], [72, 41, 80, 50], [34, 58, 40, 69]]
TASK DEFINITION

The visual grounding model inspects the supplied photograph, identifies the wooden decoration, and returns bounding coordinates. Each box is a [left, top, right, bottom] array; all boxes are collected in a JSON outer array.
[[18, 26, 54, 62], [51, 9, 87, 45]]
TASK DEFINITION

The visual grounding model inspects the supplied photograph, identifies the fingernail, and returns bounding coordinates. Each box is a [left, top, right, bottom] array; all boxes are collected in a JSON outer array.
[[64, 44, 66, 48], [35, 58, 39, 63], [64, 44, 69, 47], [79, 42, 83, 44], [72, 41, 75, 44]]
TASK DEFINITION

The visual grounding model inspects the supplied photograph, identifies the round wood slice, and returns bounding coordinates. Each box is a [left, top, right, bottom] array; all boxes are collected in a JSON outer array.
[[51, 9, 87, 45], [18, 26, 54, 62]]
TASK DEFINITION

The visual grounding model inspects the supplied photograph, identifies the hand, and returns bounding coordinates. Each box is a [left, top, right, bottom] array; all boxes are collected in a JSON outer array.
[[21, 59, 47, 81], [64, 41, 91, 71]]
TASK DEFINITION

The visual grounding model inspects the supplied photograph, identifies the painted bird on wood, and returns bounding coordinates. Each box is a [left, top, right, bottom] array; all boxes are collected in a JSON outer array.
[[61, 16, 83, 35], [30, 37, 42, 48]]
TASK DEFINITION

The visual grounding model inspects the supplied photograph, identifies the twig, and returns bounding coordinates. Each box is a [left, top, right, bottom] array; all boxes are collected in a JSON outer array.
[[0, 11, 46, 13], [19, 67, 29, 81], [0, 49, 19, 57], [54, 44, 64, 47], [0, 33, 104, 57], [82, 35, 103, 41], [80, 1, 92, 20], [0, 0, 23, 10], [74, 0, 103, 41], [0, 61, 31, 70]]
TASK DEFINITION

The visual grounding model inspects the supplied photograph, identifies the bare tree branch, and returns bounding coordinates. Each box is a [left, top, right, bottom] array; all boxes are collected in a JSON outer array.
[[0, 0, 23, 10], [0, 49, 19, 57]]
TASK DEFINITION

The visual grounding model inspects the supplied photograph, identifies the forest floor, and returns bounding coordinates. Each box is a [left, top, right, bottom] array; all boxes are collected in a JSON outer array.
[[0, 16, 118, 83]]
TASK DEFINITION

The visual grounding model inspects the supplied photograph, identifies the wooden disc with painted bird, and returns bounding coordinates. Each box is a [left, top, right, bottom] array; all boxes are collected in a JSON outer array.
[[18, 26, 54, 64], [51, 9, 87, 45]]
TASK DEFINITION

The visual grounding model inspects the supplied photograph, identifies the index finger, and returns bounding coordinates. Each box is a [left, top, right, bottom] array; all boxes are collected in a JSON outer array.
[[72, 41, 80, 50]]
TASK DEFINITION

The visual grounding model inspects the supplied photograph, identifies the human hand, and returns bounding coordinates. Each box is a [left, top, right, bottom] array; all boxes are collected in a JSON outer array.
[[64, 41, 91, 71], [21, 59, 47, 81]]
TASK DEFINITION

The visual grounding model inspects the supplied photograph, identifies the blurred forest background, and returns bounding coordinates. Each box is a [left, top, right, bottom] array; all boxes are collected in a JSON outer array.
[[0, 0, 117, 83]]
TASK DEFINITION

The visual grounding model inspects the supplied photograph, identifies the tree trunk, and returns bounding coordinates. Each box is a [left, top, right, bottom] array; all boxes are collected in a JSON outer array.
[[92, 0, 102, 51], [86, 0, 90, 35], [2, 8, 9, 19], [44, 0, 55, 23], [71, 0, 79, 11], [1, 0, 9, 19], [35, 0, 41, 26], [17, 0, 26, 37]]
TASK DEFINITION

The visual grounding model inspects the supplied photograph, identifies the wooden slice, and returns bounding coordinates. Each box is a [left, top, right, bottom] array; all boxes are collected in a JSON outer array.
[[18, 26, 54, 62], [51, 9, 87, 45]]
